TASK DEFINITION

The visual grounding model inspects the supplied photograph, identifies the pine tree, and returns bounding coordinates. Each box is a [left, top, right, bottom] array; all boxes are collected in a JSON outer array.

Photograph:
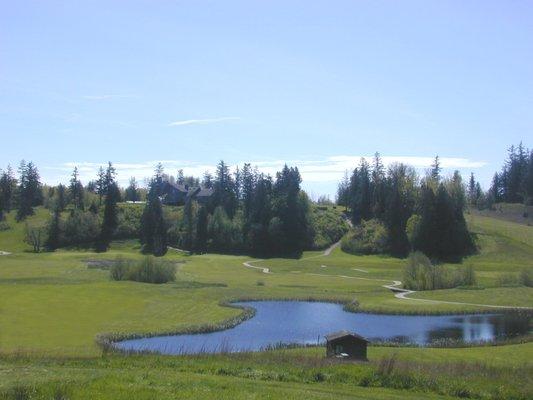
[[525, 150, 533, 206], [202, 171, 213, 188], [241, 163, 255, 222], [182, 198, 196, 250], [213, 160, 237, 218], [371, 152, 387, 219], [125, 177, 140, 202], [270, 165, 309, 256], [46, 208, 61, 250], [16, 161, 42, 221], [0, 165, 16, 216], [468, 173, 476, 206], [336, 171, 351, 208], [56, 184, 66, 211], [96, 166, 106, 204], [359, 159, 372, 221], [96, 182, 119, 252], [195, 205, 209, 253], [69, 167, 84, 210], [430, 155, 441, 184], [140, 169, 167, 256]]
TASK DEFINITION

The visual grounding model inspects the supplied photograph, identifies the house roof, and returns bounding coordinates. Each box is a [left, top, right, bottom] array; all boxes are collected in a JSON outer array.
[[325, 330, 369, 342], [196, 188, 214, 197], [165, 181, 213, 197], [166, 182, 189, 193]]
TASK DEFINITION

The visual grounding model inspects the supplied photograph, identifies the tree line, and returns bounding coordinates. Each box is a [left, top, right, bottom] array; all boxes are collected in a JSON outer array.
[[337, 154, 474, 260], [141, 161, 314, 257], [0, 160, 346, 257]]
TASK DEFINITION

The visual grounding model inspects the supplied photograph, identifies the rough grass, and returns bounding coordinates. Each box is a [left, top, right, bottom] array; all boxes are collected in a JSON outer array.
[[0, 207, 532, 398], [1, 344, 532, 399]]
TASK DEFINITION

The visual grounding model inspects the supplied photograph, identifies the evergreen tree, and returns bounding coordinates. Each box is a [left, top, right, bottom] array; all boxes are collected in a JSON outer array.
[[413, 183, 474, 260], [359, 158, 373, 221], [371, 152, 387, 219], [95, 166, 106, 204], [525, 150, 533, 206], [177, 169, 185, 185], [69, 167, 84, 210], [430, 155, 441, 185], [384, 164, 415, 257], [213, 160, 238, 218], [195, 205, 209, 253], [96, 182, 119, 251], [489, 172, 502, 204], [125, 177, 140, 202], [46, 207, 61, 250], [202, 171, 213, 188], [0, 165, 16, 216], [270, 165, 309, 256], [249, 174, 273, 254], [467, 173, 477, 206], [349, 167, 362, 224], [336, 171, 351, 208], [16, 161, 42, 221], [140, 169, 167, 256], [56, 184, 67, 212], [241, 163, 255, 223], [182, 198, 196, 250]]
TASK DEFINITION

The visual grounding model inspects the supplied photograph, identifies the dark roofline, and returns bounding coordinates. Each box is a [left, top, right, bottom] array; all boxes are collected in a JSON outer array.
[[325, 330, 369, 342]]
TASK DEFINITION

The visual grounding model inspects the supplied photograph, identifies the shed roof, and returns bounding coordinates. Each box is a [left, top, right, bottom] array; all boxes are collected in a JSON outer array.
[[325, 330, 369, 342]]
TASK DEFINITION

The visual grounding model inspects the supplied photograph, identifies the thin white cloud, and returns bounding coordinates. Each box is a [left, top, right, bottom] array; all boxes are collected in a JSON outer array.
[[46, 155, 486, 188], [168, 117, 241, 127], [82, 94, 137, 100]]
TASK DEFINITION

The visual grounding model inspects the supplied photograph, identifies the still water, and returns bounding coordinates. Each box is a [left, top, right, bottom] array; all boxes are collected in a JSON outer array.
[[114, 301, 531, 354]]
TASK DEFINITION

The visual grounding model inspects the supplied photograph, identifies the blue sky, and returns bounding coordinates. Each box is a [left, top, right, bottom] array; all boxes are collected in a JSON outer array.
[[1, 1, 532, 198]]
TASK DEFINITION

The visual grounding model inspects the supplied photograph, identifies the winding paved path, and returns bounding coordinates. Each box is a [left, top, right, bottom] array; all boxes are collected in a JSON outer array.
[[243, 240, 532, 310]]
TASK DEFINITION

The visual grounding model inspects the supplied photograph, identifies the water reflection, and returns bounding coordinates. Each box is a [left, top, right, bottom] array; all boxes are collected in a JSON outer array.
[[115, 301, 531, 355]]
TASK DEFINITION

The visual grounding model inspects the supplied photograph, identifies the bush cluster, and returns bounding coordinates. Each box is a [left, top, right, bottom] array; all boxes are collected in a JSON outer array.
[[341, 219, 388, 255], [309, 207, 349, 249], [402, 252, 476, 291], [110, 256, 176, 284]]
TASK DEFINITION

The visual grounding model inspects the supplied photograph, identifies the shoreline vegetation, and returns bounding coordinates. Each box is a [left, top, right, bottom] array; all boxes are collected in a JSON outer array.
[[97, 296, 533, 355]]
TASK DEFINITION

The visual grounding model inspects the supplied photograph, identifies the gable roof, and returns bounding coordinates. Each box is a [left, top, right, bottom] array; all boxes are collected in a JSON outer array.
[[196, 187, 214, 197], [325, 330, 369, 342], [166, 181, 189, 193]]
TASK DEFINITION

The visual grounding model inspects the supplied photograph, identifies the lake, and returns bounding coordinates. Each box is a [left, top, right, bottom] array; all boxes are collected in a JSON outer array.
[[114, 301, 531, 355]]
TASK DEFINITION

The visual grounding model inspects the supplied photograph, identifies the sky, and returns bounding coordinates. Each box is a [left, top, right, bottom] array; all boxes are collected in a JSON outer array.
[[1, 0, 532, 199]]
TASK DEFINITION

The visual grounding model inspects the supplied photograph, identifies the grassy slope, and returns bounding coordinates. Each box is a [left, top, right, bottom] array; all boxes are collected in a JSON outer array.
[[0, 207, 532, 398]]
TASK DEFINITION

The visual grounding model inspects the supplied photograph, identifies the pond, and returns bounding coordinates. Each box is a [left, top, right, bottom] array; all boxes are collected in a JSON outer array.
[[114, 301, 531, 355]]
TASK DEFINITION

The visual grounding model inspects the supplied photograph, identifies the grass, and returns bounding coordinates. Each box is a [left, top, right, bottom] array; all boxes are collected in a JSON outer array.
[[0, 207, 532, 398]]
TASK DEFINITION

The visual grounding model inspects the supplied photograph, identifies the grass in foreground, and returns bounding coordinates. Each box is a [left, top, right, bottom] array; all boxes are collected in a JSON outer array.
[[0, 209, 532, 398]]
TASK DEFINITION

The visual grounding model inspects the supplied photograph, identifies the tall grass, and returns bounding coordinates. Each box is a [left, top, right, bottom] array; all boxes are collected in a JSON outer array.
[[109, 256, 176, 284], [403, 252, 477, 290]]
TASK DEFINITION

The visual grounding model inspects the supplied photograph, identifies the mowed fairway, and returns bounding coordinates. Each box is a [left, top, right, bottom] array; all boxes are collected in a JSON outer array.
[[0, 209, 532, 399]]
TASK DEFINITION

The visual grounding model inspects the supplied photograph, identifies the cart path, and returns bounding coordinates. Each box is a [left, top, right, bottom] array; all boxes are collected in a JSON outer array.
[[243, 242, 532, 310]]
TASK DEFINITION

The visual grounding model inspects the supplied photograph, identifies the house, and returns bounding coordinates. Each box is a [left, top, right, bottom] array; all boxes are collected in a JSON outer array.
[[325, 330, 369, 360], [161, 181, 214, 205]]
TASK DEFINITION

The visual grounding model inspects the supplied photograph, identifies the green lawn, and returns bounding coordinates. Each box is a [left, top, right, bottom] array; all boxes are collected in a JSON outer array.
[[0, 208, 532, 398]]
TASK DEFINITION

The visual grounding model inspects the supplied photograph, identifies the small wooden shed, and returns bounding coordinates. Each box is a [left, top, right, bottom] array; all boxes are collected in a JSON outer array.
[[325, 330, 369, 360]]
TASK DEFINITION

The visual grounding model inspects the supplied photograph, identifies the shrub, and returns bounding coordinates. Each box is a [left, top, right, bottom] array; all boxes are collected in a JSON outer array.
[[403, 252, 477, 291], [341, 219, 388, 255], [519, 268, 533, 287], [110, 256, 176, 284], [63, 209, 100, 246], [309, 207, 349, 249], [0, 221, 10, 231], [496, 272, 520, 287]]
